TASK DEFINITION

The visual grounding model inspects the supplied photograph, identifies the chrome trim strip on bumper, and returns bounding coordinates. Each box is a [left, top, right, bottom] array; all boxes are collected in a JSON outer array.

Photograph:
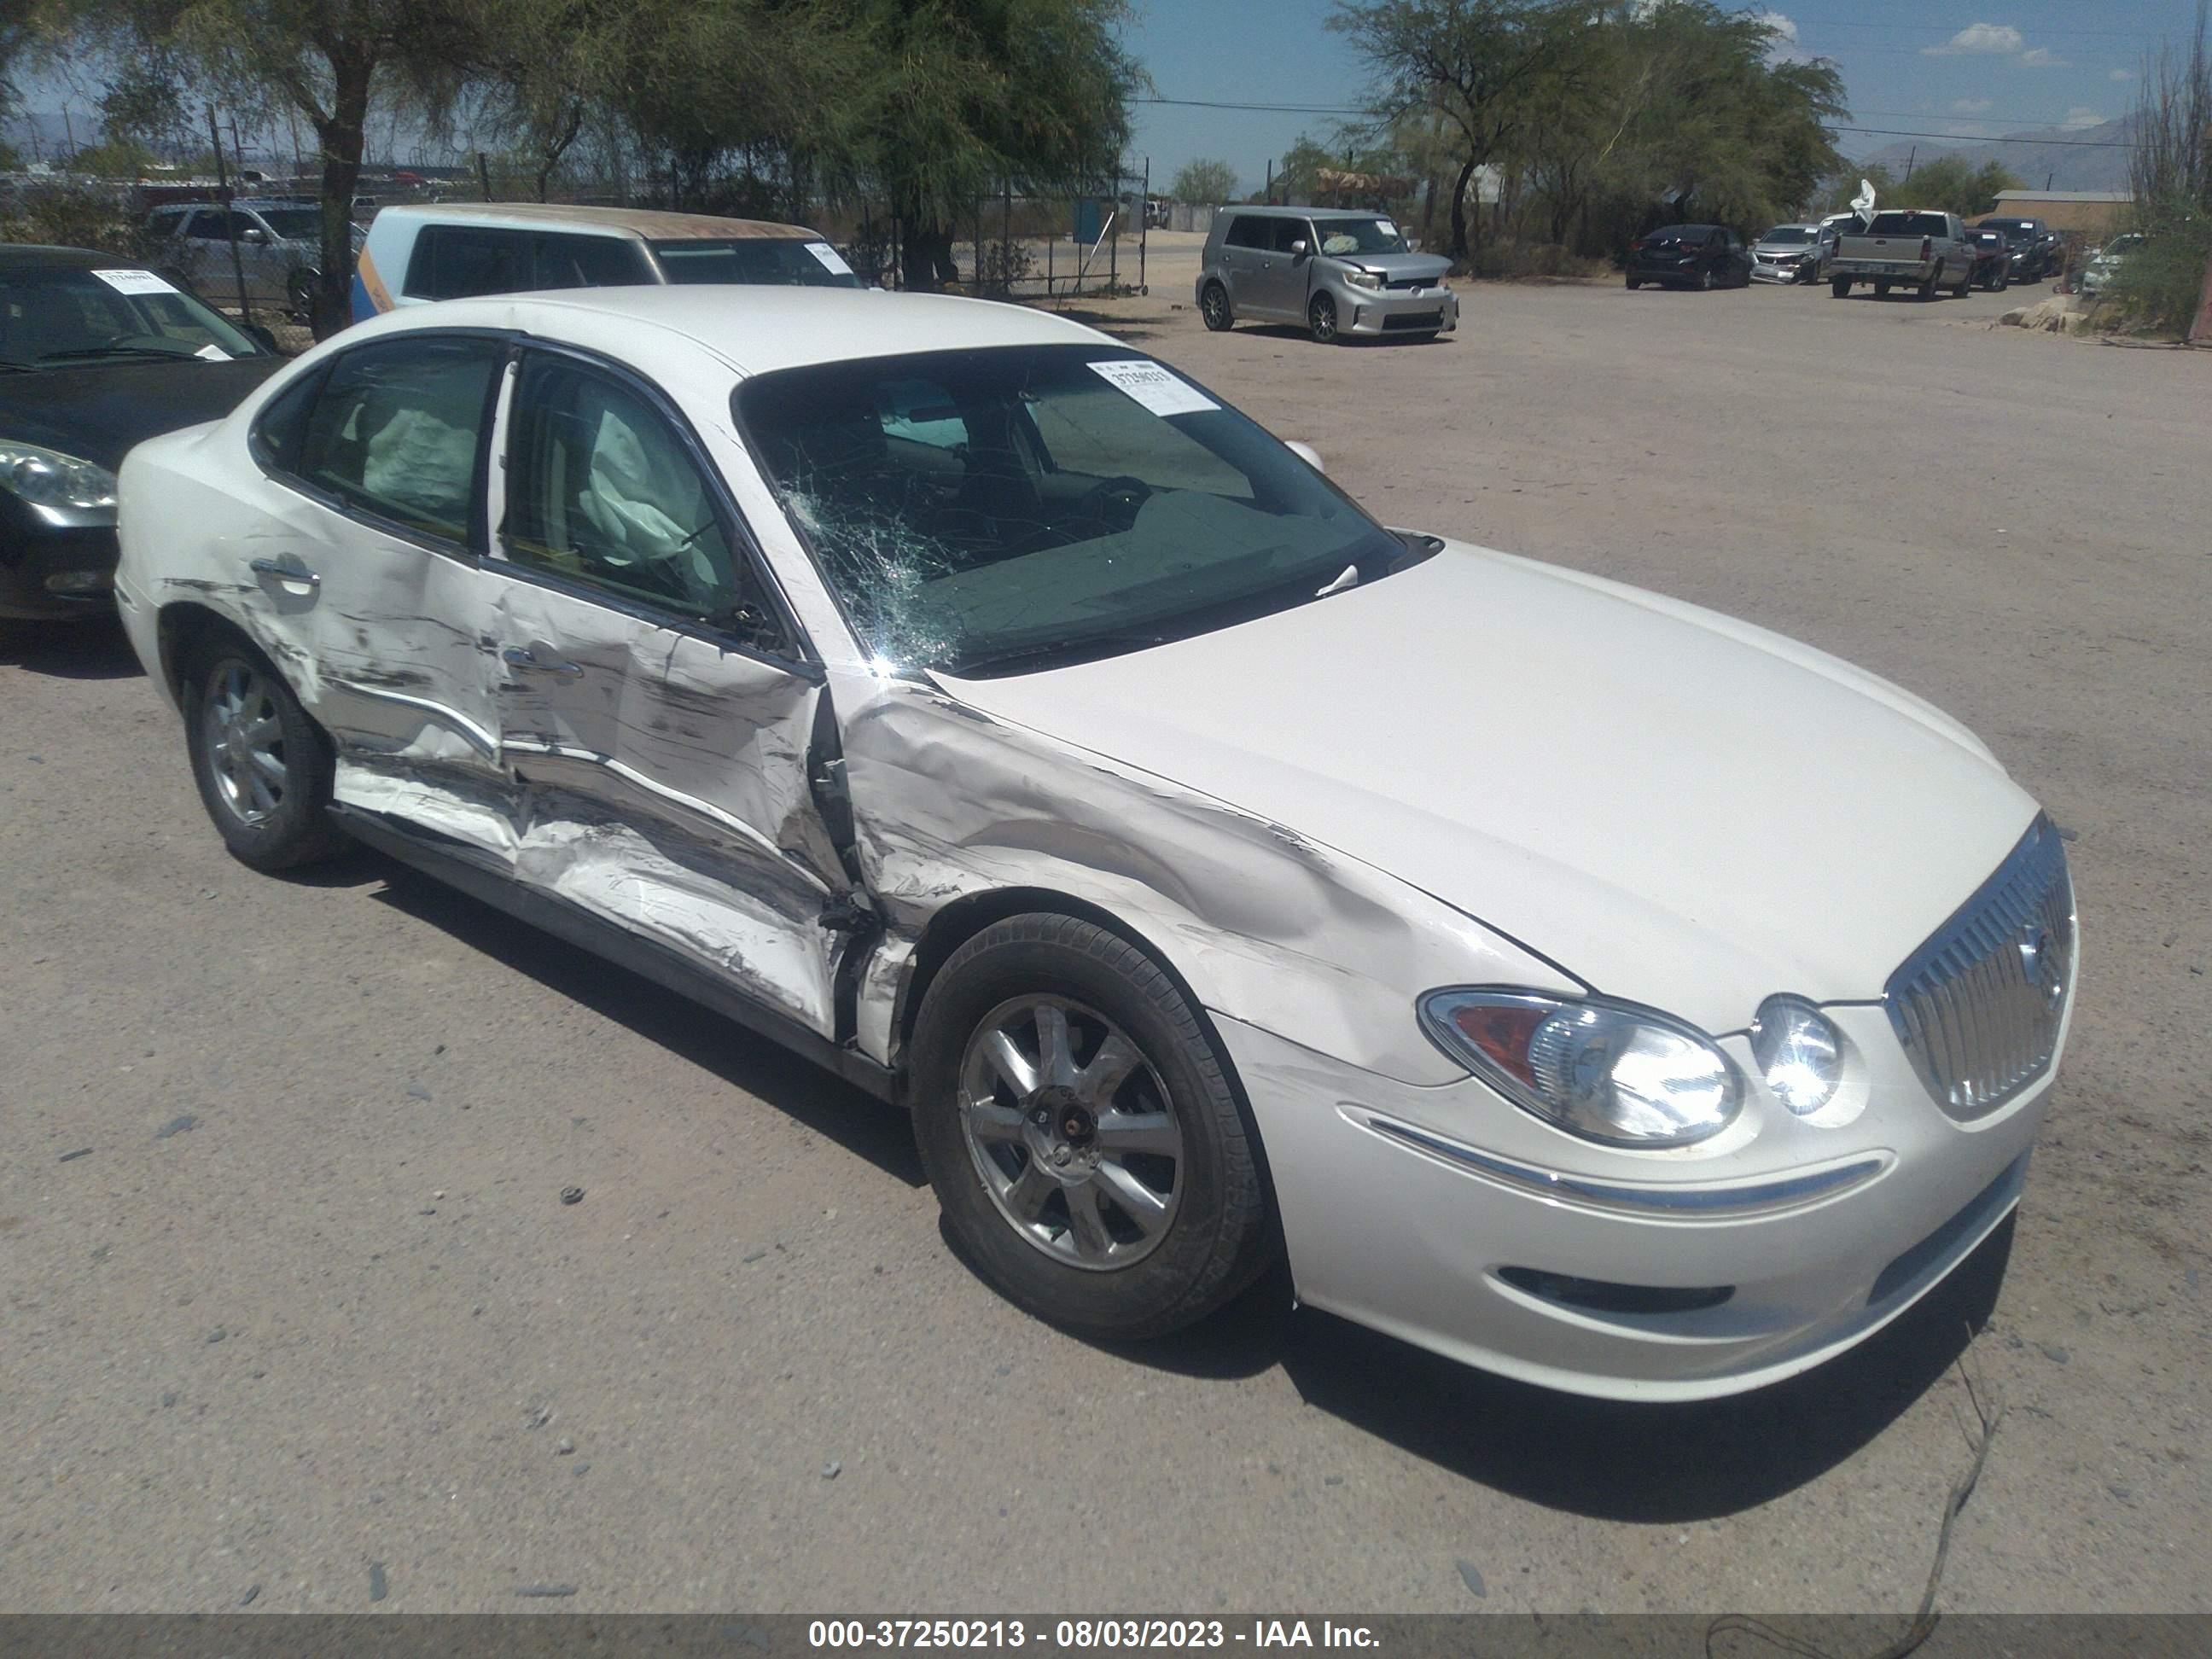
[[1346, 1109, 1889, 1218]]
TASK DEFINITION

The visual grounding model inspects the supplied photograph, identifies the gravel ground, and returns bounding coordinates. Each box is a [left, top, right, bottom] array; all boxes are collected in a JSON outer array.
[[3, 273, 2207, 1616]]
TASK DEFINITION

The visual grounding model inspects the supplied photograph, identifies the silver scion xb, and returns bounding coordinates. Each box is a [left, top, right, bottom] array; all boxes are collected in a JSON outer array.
[[1197, 206, 1457, 343]]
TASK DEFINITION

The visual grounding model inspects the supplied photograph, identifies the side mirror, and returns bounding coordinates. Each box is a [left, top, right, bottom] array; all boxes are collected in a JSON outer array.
[[1289, 239, 1308, 257], [242, 322, 280, 354], [1284, 439, 1325, 474], [240, 227, 269, 246]]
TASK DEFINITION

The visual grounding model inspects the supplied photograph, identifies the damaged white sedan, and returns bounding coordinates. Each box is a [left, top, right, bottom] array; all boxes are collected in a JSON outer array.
[[115, 288, 2075, 1400]]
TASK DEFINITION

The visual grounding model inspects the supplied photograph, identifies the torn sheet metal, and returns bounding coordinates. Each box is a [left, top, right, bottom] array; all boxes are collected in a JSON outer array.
[[833, 672, 1575, 1086]]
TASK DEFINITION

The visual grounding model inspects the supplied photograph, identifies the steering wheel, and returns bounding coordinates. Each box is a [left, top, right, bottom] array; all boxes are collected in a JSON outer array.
[[1074, 474, 1152, 532]]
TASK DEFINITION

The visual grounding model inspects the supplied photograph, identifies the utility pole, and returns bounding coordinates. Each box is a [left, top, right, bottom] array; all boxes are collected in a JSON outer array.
[[1265, 158, 1273, 204], [477, 152, 494, 201], [210, 105, 253, 328], [1903, 146, 1917, 183]]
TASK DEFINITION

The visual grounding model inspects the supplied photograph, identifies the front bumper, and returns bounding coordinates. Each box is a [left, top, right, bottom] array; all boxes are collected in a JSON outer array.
[[1751, 258, 1818, 283], [1341, 286, 1459, 336], [1219, 999, 2059, 1401], [0, 524, 119, 620]]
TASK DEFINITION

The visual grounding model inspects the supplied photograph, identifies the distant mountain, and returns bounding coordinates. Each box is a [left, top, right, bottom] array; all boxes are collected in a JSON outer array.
[[1851, 114, 2137, 194]]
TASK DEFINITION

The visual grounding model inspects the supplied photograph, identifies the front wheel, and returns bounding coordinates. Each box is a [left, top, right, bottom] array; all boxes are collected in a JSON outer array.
[[1995, 268, 2009, 292], [183, 635, 347, 871], [1874, 280, 1892, 297], [1625, 275, 1641, 289], [1698, 265, 1715, 291], [1198, 282, 1232, 332], [1831, 276, 1851, 298], [1307, 292, 1340, 343], [910, 914, 1278, 1341]]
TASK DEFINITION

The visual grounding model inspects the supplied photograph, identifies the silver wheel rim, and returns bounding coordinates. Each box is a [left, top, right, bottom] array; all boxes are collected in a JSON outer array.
[[958, 993, 1184, 1272], [201, 661, 288, 827], [1312, 297, 1335, 340], [1202, 287, 1226, 327]]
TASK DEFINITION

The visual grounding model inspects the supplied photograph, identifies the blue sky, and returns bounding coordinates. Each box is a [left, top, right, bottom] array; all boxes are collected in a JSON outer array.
[[1122, 1, 2199, 193]]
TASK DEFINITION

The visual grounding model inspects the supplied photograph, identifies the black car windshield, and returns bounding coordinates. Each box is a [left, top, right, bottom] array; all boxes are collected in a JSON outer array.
[[1647, 225, 1714, 243], [1314, 218, 1409, 256], [1761, 227, 1813, 244], [0, 264, 265, 368], [651, 238, 864, 288], [736, 345, 1400, 675]]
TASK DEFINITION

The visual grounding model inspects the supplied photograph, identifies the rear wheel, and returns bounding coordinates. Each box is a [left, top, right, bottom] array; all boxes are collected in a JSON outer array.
[[182, 634, 347, 871], [1831, 276, 1851, 298], [1625, 275, 1641, 289], [286, 268, 316, 322], [1953, 267, 1972, 297], [1307, 292, 1340, 343], [1198, 282, 1232, 332], [910, 914, 1278, 1340], [1916, 267, 1939, 301]]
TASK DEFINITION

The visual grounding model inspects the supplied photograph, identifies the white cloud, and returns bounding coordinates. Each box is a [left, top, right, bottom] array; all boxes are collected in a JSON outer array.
[[1951, 96, 1994, 113], [2061, 107, 2104, 129], [2109, 67, 2138, 81], [1754, 11, 1815, 65], [2021, 47, 2069, 67], [1924, 22, 2025, 55]]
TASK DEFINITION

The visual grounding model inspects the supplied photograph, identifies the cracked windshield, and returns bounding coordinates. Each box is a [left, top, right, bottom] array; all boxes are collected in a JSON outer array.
[[736, 345, 1399, 675]]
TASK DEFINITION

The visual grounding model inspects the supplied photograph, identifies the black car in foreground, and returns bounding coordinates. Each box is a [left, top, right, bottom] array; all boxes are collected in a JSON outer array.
[[1624, 224, 1753, 290], [1, 245, 283, 620]]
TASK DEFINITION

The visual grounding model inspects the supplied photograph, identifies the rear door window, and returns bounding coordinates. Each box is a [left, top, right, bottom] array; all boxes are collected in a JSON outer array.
[[1272, 218, 1312, 254], [292, 335, 504, 543], [1224, 217, 1270, 250]]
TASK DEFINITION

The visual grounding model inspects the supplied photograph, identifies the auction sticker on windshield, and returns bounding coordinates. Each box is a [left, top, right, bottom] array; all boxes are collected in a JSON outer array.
[[1087, 359, 1219, 418], [92, 268, 181, 296], [804, 242, 855, 276]]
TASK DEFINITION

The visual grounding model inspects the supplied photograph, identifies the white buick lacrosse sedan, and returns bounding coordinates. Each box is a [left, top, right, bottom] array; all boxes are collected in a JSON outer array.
[[114, 288, 2075, 1400]]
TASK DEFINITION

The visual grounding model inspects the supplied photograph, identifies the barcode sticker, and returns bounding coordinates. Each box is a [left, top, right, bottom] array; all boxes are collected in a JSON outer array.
[[1086, 359, 1219, 417], [92, 268, 179, 296], [804, 242, 854, 276]]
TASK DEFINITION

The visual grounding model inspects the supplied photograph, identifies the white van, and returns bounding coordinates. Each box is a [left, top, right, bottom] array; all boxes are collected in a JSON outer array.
[[352, 203, 862, 323]]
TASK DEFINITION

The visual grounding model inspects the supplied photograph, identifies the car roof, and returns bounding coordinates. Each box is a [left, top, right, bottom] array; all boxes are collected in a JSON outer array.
[[330, 284, 1107, 378], [1222, 205, 1389, 221], [0, 243, 143, 269], [375, 202, 822, 242]]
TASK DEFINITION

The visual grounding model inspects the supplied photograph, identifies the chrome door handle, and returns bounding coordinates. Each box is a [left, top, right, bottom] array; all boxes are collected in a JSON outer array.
[[502, 643, 583, 678], [249, 557, 319, 589]]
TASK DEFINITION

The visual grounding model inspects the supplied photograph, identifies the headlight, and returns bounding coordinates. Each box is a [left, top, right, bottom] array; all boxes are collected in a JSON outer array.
[[1342, 268, 1382, 291], [1419, 988, 1741, 1147], [1749, 995, 1844, 1115], [0, 441, 119, 510]]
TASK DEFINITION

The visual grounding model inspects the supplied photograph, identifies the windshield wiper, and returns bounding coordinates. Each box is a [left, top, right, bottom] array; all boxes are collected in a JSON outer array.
[[942, 629, 1175, 676], [38, 345, 197, 364]]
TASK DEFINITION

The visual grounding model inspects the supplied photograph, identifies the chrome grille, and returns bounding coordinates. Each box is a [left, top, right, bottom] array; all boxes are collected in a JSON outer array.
[[1885, 815, 2075, 1120]]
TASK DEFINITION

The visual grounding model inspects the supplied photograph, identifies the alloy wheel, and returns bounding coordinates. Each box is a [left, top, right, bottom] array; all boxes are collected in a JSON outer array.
[[201, 661, 289, 827], [957, 994, 1185, 1271]]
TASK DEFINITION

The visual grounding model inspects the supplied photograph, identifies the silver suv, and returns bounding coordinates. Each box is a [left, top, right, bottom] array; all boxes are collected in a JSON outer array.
[[146, 200, 364, 319], [1197, 206, 1457, 342]]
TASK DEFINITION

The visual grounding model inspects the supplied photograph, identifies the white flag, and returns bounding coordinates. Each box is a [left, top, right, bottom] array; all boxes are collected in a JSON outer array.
[[1850, 178, 1877, 218]]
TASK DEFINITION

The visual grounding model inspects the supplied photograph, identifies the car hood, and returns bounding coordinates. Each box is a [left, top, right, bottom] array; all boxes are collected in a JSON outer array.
[[0, 356, 285, 471], [933, 542, 2038, 1033], [1753, 241, 1814, 255], [1337, 251, 1453, 283]]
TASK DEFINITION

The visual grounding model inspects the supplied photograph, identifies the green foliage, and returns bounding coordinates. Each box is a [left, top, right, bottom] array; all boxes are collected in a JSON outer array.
[[2104, 213, 2212, 335], [2108, 1, 2212, 334], [0, 183, 162, 259], [1890, 156, 2021, 218], [1330, 0, 1846, 263], [1171, 157, 1239, 204]]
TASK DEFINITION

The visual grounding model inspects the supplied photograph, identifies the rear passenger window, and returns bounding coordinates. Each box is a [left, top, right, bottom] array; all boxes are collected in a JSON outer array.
[[249, 367, 329, 473], [404, 225, 650, 300], [1224, 217, 1269, 250], [293, 335, 503, 542]]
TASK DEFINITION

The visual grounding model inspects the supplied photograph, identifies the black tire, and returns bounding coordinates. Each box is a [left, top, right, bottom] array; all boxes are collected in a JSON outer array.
[[1831, 276, 1851, 298], [1697, 265, 1714, 291], [1874, 280, 1891, 297], [1916, 268, 1938, 301], [286, 268, 316, 322], [1198, 282, 1233, 332], [909, 913, 1278, 1341], [1307, 292, 1340, 343], [1995, 268, 2009, 293], [1953, 267, 1972, 298], [182, 631, 347, 872], [1625, 275, 1641, 289]]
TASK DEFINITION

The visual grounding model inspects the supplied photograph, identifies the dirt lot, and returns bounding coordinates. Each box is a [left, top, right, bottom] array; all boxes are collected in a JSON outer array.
[[3, 274, 2208, 1617]]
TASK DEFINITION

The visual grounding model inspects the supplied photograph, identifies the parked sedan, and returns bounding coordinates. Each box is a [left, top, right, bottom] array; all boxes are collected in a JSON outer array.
[[1625, 224, 1752, 289], [115, 288, 2073, 1401], [1976, 217, 2053, 282], [1965, 228, 2013, 292], [2081, 232, 2143, 298], [1749, 223, 1825, 283], [0, 244, 282, 620]]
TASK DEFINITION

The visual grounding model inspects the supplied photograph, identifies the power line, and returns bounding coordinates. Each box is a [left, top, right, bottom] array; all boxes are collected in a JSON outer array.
[[1834, 124, 2133, 148]]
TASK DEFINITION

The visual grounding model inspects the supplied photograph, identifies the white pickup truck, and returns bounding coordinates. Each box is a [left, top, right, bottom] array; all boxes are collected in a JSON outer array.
[[1829, 209, 1976, 300]]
